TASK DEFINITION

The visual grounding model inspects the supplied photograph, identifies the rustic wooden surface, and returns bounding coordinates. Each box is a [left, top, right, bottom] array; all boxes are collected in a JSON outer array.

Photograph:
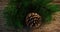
[[0, 0, 7, 32], [0, 0, 16, 32]]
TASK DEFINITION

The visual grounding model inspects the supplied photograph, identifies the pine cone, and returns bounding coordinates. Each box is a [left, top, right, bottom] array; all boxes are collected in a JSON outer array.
[[25, 12, 42, 29]]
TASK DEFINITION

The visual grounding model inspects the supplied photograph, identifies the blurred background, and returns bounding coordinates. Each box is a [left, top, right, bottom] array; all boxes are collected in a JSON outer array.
[[0, 0, 60, 32]]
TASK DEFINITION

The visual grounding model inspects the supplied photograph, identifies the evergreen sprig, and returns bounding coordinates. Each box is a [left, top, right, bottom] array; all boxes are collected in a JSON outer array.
[[4, 0, 60, 29]]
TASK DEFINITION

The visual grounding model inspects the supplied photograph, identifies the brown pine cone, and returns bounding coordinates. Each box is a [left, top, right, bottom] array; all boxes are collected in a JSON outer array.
[[25, 12, 42, 29]]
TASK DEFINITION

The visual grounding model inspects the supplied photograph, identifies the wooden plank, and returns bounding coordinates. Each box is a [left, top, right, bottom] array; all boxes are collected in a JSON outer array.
[[53, 0, 60, 3]]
